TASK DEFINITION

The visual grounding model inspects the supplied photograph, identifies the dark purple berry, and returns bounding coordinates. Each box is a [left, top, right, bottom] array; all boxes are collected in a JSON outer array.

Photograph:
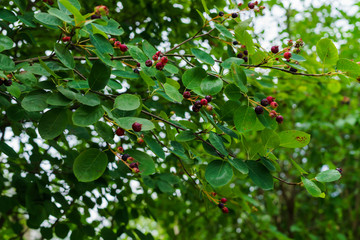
[[91, 14, 101, 19], [218, 203, 225, 209], [243, 50, 248, 55], [192, 105, 200, 112], [133, 68, 140, 74], [289, 67, 298, 73], [122, 154, 130, 161], [248, 2, 255, 9], [233, 41, 238, 45], [271, 46, 279, 54], [255, 106, 264, 114], [194, 100, 202, 108], [237, 53, 243, 58], [136, 62, 141, 67], [243, 56, 248, 62], [129, 162, 139, 168], [219, 11, 224, 17], [145, 60, 153, 67], [276, 115, 284, 124], [4, 80, 12, 86], [0, 78, 3, 86], [183, 91, 191, 99], [205, 95, 212, 103], [260, 99, 269, 106], [232, 13, 238, 18]]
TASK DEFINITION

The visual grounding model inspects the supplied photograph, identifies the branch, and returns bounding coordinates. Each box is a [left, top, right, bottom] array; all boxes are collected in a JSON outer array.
[[273, 176, 300, 186]]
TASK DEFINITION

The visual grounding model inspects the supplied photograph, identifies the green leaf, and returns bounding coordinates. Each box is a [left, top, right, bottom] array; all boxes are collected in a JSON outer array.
[[142, 40, 157, 59], [59, 0, 85, 25], [257, 113, 277, 130], [235, 18, 252, 36], [214, 24, 233, 39], [316, 38, 338, 65], [200, 0, 209, 14], [73, 149, 108, 182], [0, 35, 14, 52], [164, 83, 183, 103], [55, 223, 70, 238], [48, 8, 72, 23], [191, 48, 215, 65], [0, 54, 15, 71], [144, 135, 165, 159], [54, 43, 75, 69], [229, 158, 248, 174], [114, 94, 141, 111], [200, 76, 223, 95], [182, 67, 207, 90], [128, 46, 148, 63], [290, 159, 308, 174], [234, 106, 257, 133], [231, 63, 247, 92], [90, 34, 114, 55], [261, 129, 280, 148], [164, 64, 179, 74], [140, 71, 155, 86], [126, 149, 155, 175], [0, 142, 18, 158], [224, 84, 242, 100], [221, 57, 245, 69], [0, 9, 17, 23], [115, 117, 154, 131], [38, 109, 68, 139], [301, 176, 324, 198], [205, 160, 233, 187], [72, 105, 104, 127], [175, 131, 195, 142], [315, 170, 341, 183], [76, 92, 100, 106], [209, 132, 228, 156], [94, 122, 114, 143], [113, 70, 139, 79], [21, 92, 48, 112], [92, 19, 124, 36], [337, 58, 360, 78], [87, 60, 111, 91], [246, 161, 274, 190], [278, 130, 311, 148], [34, 12, 62, 26]]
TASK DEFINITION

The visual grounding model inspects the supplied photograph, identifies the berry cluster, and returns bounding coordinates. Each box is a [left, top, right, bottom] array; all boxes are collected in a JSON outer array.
[[254, 96, 284, 124], [152, 51, 168, 71], [120, 152, 140, 173], [219, 1, 265, 18], [236, 44, 249, 62], [0, 77, 12, 86], [217, 197, 229, 214], [113, 40, 128, 52], [271, 39, 305, 72], [183, 92, 213, 112]]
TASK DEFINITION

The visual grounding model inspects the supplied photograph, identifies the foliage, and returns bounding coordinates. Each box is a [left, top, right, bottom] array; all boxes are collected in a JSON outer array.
[[0, 0, 359, 239]]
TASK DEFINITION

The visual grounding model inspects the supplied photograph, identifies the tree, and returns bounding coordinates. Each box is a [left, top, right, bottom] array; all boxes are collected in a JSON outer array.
[[0, 0, 359, 239]]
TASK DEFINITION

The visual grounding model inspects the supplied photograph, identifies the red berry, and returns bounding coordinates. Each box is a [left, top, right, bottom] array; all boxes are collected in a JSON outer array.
[[211, 192, 217, 196], [221, 198, 227, 203], [222, 207, 229, 213], [183, 91, 191, 99], [137, 138, 144, 144], [276, 115, 284, 124], [109, 38, 116, 44], [155, 62, 164, 70], [114, 41, 121, 48], [156, 51, 162, 56], [145, 60, 153, 67], [129, 162, 139, 168], [152, 54, 159, 61], [136, 62, 141, 67], [160, 56, 168, 64], [271, 46, 279, 54], [62, 36, 71, 42], [127, 157, 134, 162], [205, 95, 212, 103], [119, 44, 128, 52], [117, 146, 124, 153], [132, 122, 142, 132], [94, 5, 109, 16], [115, 128, 125, 136], [284, 52, 292, 59], [266, 96, 275, 103], [133, 167, 140, 173], [260, 99, 269, 106], [269, 110, 277, 118], [248, 2, 255, 9], [200, 99, 208, 106], [270, 101, 278, 109], [255, 106, 264, 114]]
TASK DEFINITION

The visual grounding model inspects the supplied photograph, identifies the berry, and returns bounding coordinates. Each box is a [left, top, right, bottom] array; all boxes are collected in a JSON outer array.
[[192, 105, 200, 112], [260, 99, 269, 106], [270, 101, 278, 109], [205, 95, 212, 103], [218, 203, 225, 209], [129, 162, 139, 169], [127, 157, 134, 162], [238, 3, 243, 6], [219, 11, 224, 17], [211, 192, 217, 196], [194, 100, 202, 109], [156, 51, 162, 56], [269, 110, 277, 118], [122, 154, 130, 161], [237, 53, 243, 58], [117, 146, 124, 153], [233, 41, 238, 45], [109, 38, 116, 44], [284, 52, 292, 59], [271, 46, 279, 54], [133, 168, 140, 173], [206, 105, 213, 112], [94, 5, 109, 16], [243, 56, 248, 62], [200, 99, 208, 106], [248, 2, 255, 9], [145, 60, 153, 67], [254, 1, 259, 5], [119, 44, 128, 52], [133, 68, 140, 74], [241, 45, 246, 49], [152, 54, 159, 61], [114, 41, 121, 48], [289, 67, 298, 73], [136, 62, 141, 67], [255, 106, 264, 114], [293, 48, 300, 54], [62, 36, 71, 42], [4, 80, 12, 86], [336, 168, 343, 174], [115, 128, 125, 136], [137, 138, 144, 144], [232, 13, 238, 18], [183, 91, 191, 99], [221, 198, 227, 203], [155, 62, 164, 70], [287, 39, 293, 47], [243, 50, 248, 55], [132, 122, 142, 132], [0, 78, 3, 85], [276, 115, 284, 124], [266, 96, 275, 103], [160, 56, 168, 64], [222, 207, 229, 213], [91, 14, 101, 19]]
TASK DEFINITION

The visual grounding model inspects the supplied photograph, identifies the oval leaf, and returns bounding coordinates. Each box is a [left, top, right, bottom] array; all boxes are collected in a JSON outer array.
[[205, 160, 233, 187], [246, 161, 274, 190], [315, 169, 341, 183], [88, 60, 111, 91], [114, 94, 141, 111], [191, 48, 215, 65], [279, 130, 311, 148], [38, 108, 68, 139], [73, 149, 108, 182]]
